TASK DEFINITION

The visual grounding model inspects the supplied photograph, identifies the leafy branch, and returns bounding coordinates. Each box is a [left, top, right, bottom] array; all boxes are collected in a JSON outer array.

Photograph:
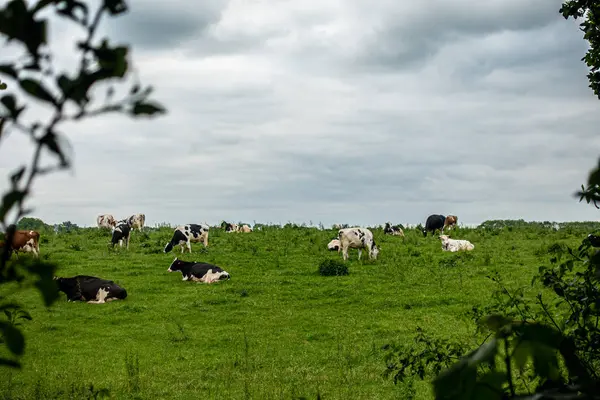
[[0, 0, 166, 369]]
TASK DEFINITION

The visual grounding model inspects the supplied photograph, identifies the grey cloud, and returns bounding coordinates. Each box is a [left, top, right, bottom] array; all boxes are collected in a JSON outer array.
[[8, 0, 600, 228], [102, 1, 226, 50], [352, 0, 568, 71]]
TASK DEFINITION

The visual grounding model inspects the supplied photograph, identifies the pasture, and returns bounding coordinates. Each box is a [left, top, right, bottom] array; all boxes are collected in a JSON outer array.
[[0, 221, 596, 399]]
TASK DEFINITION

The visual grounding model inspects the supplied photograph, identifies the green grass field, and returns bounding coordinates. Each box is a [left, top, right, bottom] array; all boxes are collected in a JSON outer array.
[[1, 222, 598, 399]]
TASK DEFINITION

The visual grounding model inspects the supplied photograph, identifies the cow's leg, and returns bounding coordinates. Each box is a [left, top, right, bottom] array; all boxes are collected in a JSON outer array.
[[342, 246, 349, 261], [357, 248, 362, 260], [87, 288, 109, 304], [187, 241, 192, 253], [105, 297, 120, 302]]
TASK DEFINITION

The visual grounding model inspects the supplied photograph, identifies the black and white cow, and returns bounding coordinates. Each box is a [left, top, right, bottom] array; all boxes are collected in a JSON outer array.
[[164, 224, 209, 253], [54, 275, 128, 304], [221, 221, 238, 233], [422, 214, 446, 237], [111, 220, 132, 249], [167, 257, 231, 283], [338, 227, 379, 261], [384, 222, 405, 237]]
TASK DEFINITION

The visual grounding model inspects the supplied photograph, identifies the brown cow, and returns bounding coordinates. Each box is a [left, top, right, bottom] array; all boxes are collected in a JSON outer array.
[[1, 229, 41, 258], [444, 215, 458, 231], [97, 214, 117, 229]]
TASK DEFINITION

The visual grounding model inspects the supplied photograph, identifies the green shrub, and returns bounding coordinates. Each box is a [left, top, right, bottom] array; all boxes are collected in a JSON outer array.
[[318, 259, 349, 276]]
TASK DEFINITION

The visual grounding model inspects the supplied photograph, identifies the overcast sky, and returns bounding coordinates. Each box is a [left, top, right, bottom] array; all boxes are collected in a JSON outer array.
[[1, 0, 600, 228]]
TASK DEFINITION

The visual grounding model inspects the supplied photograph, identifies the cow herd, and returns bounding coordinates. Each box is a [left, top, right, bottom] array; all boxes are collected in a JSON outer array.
[[327, 214, 473, 259], [1, 212, 473, 305]]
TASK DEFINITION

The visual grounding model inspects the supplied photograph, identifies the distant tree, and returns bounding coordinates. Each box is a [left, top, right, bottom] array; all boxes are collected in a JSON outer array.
[[54, 220, 79, 234], [16, 217, 51, 231], [0, 0, 166, 369]]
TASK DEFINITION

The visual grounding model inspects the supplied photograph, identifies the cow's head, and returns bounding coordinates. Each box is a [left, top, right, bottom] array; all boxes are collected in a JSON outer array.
[[422, 228, 428, 237], [53, 277, 72, 293], [370, 241, 380, 259], [439, 235, 450, 243], [167, 257, 184, 272]]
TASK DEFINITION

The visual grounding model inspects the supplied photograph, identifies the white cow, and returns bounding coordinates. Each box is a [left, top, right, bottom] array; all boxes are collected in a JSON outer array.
[[338, 227, 379, 261], [327, 238, 340, 251], [237, 224, 252, 233], [127, 214, 145, 231], [439, 235, 474, 252]]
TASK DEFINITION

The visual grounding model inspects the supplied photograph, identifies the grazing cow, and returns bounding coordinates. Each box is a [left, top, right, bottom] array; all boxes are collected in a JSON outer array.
[[439, 235, 474, 252], [127, 213, 145, 231], [167, 257, 231, 283], [423, 214, 446, 237], [97, 214, 116, 229], [54, 275, 128, 304], [383, 222, 405, 237], [327, 238, 340, 251], [444, 215, 458, 231], [111, 221, 131, 249], [0, 228, 40, 258], [164, 224, 209, 253], [338, 227, 379, 261]]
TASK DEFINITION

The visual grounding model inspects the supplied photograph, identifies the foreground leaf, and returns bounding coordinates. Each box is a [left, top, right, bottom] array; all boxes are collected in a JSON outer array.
[[19, 78, 57, 106], [131, 101, 166, 116], [0, 321, 25, 355], [0, 357, 20, 368]]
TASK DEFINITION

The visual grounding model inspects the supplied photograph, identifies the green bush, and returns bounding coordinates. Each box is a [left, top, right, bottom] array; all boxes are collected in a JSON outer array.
[[318, 259, 349, 276]]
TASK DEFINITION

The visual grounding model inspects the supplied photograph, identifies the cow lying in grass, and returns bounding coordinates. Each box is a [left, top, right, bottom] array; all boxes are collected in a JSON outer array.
[[167, 258, 231, 283], [54, 275, 128, 304], [327, 238, 340, 251], [222, 221, 252, 233], [439, 235, 474, 252], [383, 222, 404, 237]]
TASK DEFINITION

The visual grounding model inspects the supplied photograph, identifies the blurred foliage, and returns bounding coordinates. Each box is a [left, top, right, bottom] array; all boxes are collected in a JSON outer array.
[[384, 1, 600, 399], [0, 0, 166, 369]]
